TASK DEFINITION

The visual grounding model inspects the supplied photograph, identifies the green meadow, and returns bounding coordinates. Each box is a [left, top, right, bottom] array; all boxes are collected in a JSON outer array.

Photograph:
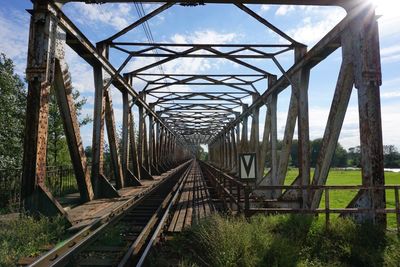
[[284, 169, 400, 228]]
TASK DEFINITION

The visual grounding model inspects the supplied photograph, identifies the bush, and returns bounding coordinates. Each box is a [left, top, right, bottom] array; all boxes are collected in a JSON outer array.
[[0, 214, 67, 266], [149, 214, 400, 267]]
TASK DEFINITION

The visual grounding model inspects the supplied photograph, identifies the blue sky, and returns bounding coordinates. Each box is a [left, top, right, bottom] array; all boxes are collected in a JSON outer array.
[[1, 0, 399, 150]]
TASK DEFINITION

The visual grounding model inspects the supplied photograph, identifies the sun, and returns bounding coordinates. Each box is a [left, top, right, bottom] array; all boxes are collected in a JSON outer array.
[[369, 0, 399, 18]]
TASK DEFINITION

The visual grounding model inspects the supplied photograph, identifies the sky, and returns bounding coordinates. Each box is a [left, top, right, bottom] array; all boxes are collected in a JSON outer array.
[[0, 0, 399, 151]]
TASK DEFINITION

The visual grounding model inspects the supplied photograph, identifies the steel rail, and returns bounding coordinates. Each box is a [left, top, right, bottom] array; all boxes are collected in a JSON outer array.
[[29, 160, 192, 267], [124, 161, 196, 266]]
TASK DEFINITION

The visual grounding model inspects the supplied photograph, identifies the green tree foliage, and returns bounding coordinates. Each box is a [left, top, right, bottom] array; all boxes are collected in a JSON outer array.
[[289, 138, 347, 168], [332, 142, 348, 167], [347, 145, 400, 168], [196, 145, 208, 161], [383, 145, 400, 168], [290, 140, 299, 167], [47, 86, 91, 166], [0, 54, 26, 169], [348, 146, 361, 167]]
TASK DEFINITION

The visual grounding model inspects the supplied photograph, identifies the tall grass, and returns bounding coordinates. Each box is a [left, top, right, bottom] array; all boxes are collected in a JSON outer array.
[[149, 214, 400, 267], [0, 215, 67, 266]]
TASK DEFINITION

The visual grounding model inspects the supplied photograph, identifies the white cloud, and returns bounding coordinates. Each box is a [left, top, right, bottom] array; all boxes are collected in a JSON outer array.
[[172, 30, 237, 44], [65, 47, 95, 94], [126, 30, 238, 78], [375, 1, 400, 37], [285, 8, 345, 46], [259, 5, 271, 14], [381, 91, 400, 98], [0, 10, 29, 75], [381, 44, 400, 63], [275, 5, 295, 16], [69, 3, 133, 30]]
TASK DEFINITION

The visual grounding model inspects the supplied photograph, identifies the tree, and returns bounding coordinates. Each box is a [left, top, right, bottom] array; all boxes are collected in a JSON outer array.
[[46, 83, 91, 166], [383, 145, 400, 168], [310, 138, 323, 167], [332, 143, 348, 167], [292, 138, 348, 168], [84, 146, 93, 164], [290, 139, 299, 167], [0, 54, 26, 169], [348, 146, 361, 167], [196, 145, 208, 161]]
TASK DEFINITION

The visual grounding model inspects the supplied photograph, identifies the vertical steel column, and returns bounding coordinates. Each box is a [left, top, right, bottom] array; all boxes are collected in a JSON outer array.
[[21, 2, 67, 216], [258, 99, 271, 184], [227, 132, 232, 170], [142, 113, 150, 172], [92, 43, 119, 198], [250, 94, 260, 152], [241, 104, 249, 152], [121, 92, 129, 183], [231, 127, 237, 172], [129, 108, 141, 180], [138, 104, 144, 167], [295, 46, 311, 208], [105, 90, 125, 189], [155, 118, 160, 168], [276, 84, 298, 188], [158, 125, 165, 171], [122, 93, 141, 186], [148, 111, 159, 174], [236, 115, 241, 156], [349, 5, 386, 225], [269, 76, 278, 190], [219, 136, 223, 167]]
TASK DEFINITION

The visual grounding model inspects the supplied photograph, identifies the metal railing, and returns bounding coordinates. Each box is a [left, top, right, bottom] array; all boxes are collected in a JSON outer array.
[[0, 165, 79, 210], [45, 166, 78, 198], [0, 168, 21, 211], [199, 161, 249, 213], [201, 161, 400, 233], [0, 161, 128, 211]]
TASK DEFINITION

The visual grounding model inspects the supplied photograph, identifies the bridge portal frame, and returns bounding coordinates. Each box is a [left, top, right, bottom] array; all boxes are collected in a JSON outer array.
[[21, 0, 385, 226]]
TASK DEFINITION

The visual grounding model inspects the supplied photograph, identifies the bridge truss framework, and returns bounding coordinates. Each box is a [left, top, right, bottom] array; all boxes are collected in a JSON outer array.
[[21, 0, 387, 226]]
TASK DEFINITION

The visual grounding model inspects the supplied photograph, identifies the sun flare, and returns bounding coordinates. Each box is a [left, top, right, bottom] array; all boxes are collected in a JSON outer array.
[[370, 0, 399, 18]]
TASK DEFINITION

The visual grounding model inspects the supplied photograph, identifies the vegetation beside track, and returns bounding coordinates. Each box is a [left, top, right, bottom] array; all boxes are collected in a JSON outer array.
[[285, 169, 400, 228], [0, 214, 68, 266], [149, 214, 400, 267]]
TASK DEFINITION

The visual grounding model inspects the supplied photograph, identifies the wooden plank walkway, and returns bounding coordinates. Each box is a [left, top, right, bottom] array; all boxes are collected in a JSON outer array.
[[168, 161, 214, 233], [67, 167, 180, 231]]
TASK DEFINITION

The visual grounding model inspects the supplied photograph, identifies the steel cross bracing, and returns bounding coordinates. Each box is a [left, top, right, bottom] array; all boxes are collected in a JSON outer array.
[[21, 0, 388, 227]]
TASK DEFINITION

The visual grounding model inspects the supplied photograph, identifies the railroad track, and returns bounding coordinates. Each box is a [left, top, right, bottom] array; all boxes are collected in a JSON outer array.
[[30, 160, 194, 267]]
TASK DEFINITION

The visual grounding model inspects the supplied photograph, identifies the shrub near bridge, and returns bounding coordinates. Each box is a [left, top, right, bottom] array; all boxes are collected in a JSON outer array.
[[0, 215, 67, 266], [149, 214, 400, 267]]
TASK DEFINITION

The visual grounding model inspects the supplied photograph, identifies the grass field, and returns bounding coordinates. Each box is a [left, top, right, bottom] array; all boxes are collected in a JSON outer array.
[[283, 168, 400, 228]]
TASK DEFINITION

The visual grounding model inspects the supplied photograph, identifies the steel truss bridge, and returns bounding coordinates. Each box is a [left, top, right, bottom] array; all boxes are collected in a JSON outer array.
[[19, 1, 398, 264]]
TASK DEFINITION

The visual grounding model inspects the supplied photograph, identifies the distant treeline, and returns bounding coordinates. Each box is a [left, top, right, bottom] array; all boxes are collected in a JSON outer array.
[[281, 139, 400, 168]]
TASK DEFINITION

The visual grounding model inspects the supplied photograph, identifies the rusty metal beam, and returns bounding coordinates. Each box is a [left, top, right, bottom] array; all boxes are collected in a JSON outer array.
[[105, 90, 125, 189], [21, 2, 69, 218], [102, 3, 174, 43], [54, 59, 94, 202], [310, 57, 354, 209], [234, 3, 300, 45], [57, 1, 352, 9], [51, 3, 184, 145]]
